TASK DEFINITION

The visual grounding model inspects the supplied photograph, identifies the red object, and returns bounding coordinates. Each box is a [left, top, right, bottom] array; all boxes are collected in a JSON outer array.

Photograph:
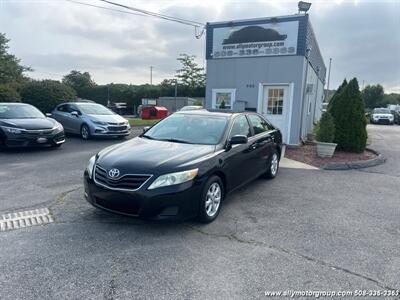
[[141, 106, 168, 120]]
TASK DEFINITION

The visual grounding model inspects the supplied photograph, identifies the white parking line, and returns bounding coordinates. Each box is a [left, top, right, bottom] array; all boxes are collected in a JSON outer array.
[[0, 208, 54, 232]]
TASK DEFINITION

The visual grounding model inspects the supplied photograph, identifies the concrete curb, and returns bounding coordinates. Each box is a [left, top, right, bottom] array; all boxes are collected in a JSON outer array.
[[322, 148, 386, 170]]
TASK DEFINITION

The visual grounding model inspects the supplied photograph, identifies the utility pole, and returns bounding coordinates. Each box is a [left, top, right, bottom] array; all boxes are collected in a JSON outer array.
[[174, 80, 178, 112], [107, 85, 110, 107], [325, 58, 332, 102], [150, 66, 153, 85]]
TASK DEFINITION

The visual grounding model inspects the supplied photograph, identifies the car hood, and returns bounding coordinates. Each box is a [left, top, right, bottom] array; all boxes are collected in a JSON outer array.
[[96, 137, 216, 175], [87, 114, 126, 123], [372, 113, 392, 117], [0, 118, 56, 130]]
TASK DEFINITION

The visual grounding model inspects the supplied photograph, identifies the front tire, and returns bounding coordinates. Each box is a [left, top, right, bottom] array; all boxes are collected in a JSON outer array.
[[198, 175, 224, 223], [263, 150, 280, 179], [81, 124, 91, 140]]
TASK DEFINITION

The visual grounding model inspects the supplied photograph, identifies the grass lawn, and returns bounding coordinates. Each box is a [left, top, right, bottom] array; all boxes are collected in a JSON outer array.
[[128, 118, 160, 126]]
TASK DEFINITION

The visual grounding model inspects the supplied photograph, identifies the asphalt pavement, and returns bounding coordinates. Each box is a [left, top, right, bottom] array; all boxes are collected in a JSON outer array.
[[0, 125, 399, 299]]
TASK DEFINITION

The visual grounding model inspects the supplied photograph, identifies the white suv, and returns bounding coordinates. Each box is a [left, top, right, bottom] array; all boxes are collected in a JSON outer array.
[[370, 108, 394, 125]]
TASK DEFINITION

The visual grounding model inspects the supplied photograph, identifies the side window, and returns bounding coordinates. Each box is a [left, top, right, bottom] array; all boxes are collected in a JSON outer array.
[[248, 115, 271, 135], [229, 115, 251, 138], [57, 105, 66, 112]]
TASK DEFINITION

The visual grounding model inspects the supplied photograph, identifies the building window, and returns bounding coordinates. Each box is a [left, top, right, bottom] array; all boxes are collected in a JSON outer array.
[[212, 89, 236, 109], [307, 99, 312, 115], [267, 88, 284, 115]]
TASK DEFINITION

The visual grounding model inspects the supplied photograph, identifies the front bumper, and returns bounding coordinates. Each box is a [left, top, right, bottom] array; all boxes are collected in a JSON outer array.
[[91, 125, 131, 137], [84, 172, 203, 221], [372, 118, 393, 125], [2, 130, 65, 148]]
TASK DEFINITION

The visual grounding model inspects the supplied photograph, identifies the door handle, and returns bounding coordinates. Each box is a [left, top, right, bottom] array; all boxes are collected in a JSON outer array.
[[249, 143, 257, 150]]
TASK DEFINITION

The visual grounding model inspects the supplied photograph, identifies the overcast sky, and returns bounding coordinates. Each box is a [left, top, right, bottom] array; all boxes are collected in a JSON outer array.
[[1, 0, 399, 92]]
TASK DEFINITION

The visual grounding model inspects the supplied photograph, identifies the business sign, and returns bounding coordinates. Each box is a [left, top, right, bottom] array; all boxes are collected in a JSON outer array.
[[211, 21, 299, 59]]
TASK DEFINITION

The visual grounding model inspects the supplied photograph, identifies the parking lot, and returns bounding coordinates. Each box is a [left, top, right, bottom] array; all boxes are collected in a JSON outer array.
[[0, 125, 399, 299]]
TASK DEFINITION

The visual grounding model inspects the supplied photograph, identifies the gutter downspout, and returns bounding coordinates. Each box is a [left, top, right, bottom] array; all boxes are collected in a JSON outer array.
[[312, 68, 320, 124], [299, 48, 311, 144]]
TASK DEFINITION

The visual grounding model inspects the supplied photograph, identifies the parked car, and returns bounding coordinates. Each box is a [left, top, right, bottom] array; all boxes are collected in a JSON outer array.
[[388, 106, 400, 125], [0, 103, 65, 148], [84, 110, 282, 223], [370, 108, 394, 125], [179, 105, 203, 111], [50, 102, 131, 140]]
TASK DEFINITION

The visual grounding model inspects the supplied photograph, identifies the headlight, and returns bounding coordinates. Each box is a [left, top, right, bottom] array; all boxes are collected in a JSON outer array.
[[52, 122, 63, 131], [92, 120, 108, 126], [86, 155, 96, 179], [148, 168, 198, 190], [1, 126, 23, 134]]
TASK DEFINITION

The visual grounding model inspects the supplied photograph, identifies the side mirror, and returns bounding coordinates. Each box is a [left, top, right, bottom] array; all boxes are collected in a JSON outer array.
[[143, 126, 150, 133], [229, 135, 248, 145], [45, 113, 52, 117], [71, 111, 79, 117]]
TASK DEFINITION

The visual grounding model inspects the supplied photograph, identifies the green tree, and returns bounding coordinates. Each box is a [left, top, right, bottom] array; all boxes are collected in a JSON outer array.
[[176, 54, 205, 90], [62, 70, 95, 95], [331, 78, 367, 152], [0, 33, 31, 85], [20, 80, 76, 112], [361, 84, 384, 109], [0, 83, 20, 102], [316, 112, 335, 143]]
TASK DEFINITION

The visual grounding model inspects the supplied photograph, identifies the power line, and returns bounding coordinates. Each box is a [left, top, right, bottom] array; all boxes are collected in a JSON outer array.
[[99, 0, 205, 27], [64, 0, 151, 18]]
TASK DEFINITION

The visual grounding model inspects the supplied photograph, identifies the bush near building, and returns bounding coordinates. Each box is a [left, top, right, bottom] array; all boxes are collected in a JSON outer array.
[[329, 78, 367, 153]]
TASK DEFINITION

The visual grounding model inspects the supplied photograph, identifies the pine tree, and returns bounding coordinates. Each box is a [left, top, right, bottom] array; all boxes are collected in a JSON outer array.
[[331, 78, 367, 152]]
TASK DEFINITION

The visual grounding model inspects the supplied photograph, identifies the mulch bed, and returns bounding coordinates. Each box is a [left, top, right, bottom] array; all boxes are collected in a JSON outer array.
[[285, 143, 377, 168]]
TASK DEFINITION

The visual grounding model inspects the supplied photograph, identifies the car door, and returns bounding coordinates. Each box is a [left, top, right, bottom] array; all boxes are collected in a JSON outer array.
[[68, 104, 83, 133], [223, 114, 255, 189], [52, 104, 71, 132], [247, 114, 274, 176]]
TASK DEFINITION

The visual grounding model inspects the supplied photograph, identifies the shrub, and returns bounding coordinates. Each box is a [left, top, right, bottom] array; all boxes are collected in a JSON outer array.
[[329, 78, 367, 152], [0, 84, 20, 102], [20, 80, 76, 112], [316, 112, 335, 143]]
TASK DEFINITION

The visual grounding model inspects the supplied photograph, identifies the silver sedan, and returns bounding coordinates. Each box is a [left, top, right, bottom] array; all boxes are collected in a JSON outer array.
[[50, 102, 131, 140]]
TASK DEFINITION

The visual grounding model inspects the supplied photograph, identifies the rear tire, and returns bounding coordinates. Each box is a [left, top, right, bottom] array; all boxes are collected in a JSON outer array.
[[197, 175, 224, 224], [81, 124, 91, 140], [263, 150, 280, 179]]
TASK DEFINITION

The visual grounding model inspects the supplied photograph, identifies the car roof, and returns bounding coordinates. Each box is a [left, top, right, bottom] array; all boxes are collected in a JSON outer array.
[[176, 109, 262, 118], [175, 109, 246, 118], [58, 102, 100, 106], [0, 102, 31, 105]]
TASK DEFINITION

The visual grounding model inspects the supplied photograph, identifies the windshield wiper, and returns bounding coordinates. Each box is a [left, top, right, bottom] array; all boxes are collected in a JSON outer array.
[[142, 134, 155, 140], [160, 138, 193, 144]]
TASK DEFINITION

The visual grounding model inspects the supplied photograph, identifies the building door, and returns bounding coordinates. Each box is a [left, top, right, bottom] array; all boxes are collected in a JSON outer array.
[[260, 85, 290, 144]]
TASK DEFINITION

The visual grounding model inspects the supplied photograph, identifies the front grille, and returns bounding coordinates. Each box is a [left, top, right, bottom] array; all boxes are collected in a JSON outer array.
[[94, 196, 140, 216], [94, 165, 152, 191], [108, 126, 128, 132], [108, 122, 126, 126], [24, 129, 54, 136]]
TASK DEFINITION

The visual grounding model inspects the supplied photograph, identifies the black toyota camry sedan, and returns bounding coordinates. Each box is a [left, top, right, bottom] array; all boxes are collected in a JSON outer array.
[[0, 103, 65, 148], [84, 110, 282, 223]]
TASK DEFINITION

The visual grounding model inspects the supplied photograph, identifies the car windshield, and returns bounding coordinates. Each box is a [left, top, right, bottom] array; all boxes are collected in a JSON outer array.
[[374, 108, 390, 114], [143, 113, 228, 145], [0, 104, 45, 119], [77, 103, 114, 115]]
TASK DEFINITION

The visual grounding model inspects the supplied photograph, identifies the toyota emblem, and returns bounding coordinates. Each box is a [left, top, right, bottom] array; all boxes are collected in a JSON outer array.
[[108, 168, 120, 179]]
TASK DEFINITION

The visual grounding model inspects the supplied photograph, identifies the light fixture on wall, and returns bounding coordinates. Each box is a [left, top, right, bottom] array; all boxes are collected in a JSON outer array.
[[298, 1, 312, 14]]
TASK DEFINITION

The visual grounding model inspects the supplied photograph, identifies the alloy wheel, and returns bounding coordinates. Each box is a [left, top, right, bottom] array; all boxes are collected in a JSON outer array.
[[205, 182, 221, 217], [270, 153, 279, 176]]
